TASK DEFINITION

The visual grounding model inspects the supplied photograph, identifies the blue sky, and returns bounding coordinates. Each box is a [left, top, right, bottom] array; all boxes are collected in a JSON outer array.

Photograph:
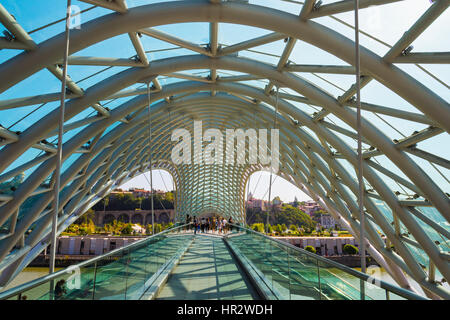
[[119, 169, 313, 202]]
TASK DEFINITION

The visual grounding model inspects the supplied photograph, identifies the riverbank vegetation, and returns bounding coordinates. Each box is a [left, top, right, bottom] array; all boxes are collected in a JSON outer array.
[[246, 204, 351, 237], [61, 210, 174, 236], [248, 222, 352, 237]]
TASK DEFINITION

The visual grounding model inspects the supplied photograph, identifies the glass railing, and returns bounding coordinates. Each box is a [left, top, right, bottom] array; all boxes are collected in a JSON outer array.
[[225, 224, 427, 300], [0, 224, 194, 300]]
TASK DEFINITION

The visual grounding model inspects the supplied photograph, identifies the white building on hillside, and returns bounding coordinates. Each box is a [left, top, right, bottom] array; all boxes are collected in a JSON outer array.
[[320, 214, 337, 229]]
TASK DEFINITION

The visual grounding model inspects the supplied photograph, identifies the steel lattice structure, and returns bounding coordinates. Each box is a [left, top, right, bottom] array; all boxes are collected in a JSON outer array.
[[0, 0, 448, 299]]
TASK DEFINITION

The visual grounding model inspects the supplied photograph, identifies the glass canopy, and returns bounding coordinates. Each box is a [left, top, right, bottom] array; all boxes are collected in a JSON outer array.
[[0, 0, 448, 299]]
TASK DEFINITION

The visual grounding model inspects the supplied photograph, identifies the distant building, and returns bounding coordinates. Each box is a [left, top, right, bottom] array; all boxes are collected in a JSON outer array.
[[110, 188, 166, 198], [110, 189, 132, 196], [246, 195, 285, 211], [272, 196, 282, 210], [300, 200, 321, 216], [320, 214, 337, 229], [129, 188, 152, 198], [247, 198, 267, 211]]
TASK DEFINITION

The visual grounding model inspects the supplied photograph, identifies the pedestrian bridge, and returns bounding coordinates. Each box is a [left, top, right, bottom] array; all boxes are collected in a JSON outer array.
[[0, 224, 426, 300], [0, 0, 448, 300]]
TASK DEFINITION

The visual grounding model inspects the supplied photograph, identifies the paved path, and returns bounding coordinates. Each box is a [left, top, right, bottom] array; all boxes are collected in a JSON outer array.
[[156, 235, 258, 300]]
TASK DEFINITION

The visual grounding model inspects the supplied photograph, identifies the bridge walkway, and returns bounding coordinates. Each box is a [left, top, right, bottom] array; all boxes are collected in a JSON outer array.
[[156, 235, 259, 300]]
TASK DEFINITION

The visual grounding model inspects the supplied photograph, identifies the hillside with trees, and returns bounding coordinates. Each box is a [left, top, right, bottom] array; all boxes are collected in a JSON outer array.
[[246, 204, 316, 231], [92, 191, 175, 211]]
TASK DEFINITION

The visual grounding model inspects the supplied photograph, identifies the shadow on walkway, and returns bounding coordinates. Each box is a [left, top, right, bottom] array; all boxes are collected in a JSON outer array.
[[156, 235, 258, 300]]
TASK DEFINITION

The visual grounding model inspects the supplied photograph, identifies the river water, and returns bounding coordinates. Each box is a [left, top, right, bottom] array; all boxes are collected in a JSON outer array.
[[2, 267, 62, 292]]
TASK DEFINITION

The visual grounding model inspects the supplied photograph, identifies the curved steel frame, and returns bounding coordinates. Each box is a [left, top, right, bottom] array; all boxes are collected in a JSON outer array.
[[0, 1, 448, 299]]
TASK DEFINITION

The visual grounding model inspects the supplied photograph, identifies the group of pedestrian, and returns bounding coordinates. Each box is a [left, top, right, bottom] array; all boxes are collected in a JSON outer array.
[[188, 216, 234, 234]]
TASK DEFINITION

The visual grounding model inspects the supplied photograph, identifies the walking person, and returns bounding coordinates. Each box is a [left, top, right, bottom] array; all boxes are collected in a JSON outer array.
[[185, 214, 190, 232], [194, 217, 198, 235], [54, 279, 67, 300], [222, 217, 228, 234], [228, 216, 233, 232]]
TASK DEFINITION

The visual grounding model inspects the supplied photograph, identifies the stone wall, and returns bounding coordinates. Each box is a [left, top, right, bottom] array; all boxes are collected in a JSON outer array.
[[52, 235, 145, 256], [94, 209, 175, 226]]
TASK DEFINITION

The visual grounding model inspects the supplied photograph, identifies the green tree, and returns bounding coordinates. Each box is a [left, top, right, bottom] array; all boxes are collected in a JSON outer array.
[[251, 223, 265, 233], [298, 226, 305, 236], [154, 223, 163, 234], [86, 219, 96, 234], [74, 208, 95, 225], [79, 226, 88, 235], [103, 196, 109, 212], [343, 244, 359, 255], [67, 224, 79, 234], [121, 223, 133, 235], [273, 224, 282, 234], [164, 191, 174, 203], [103, 223, 113, 235], [305, 246, 316, 254], [271, 205, 316, 230]]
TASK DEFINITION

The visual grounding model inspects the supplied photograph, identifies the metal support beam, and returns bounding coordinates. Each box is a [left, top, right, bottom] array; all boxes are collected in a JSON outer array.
[[79, 0, 128, 13], [128, 32, 149, 65], [299, 0, 316, 20], [140, 28, 212, 57], [218, 32, 286, 56], [0, 1, 448, 298], [308, 0, 404, 19], [265, 37, 297, 94], [285, 64, 356, 74], [393, 52, 450, 64], [0, 3, 37, 50], [405, 147, 450, 170], [66, 56, 145, 67]]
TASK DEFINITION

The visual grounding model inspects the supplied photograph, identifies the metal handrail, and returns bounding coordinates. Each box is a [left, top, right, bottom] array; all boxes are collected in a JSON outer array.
[[0, 223, 192, 300], [226, 223, 428, 300]]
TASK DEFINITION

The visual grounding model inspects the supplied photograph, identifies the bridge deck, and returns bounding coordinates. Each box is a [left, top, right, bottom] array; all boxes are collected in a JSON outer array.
[[156, 235, 258, 300]]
